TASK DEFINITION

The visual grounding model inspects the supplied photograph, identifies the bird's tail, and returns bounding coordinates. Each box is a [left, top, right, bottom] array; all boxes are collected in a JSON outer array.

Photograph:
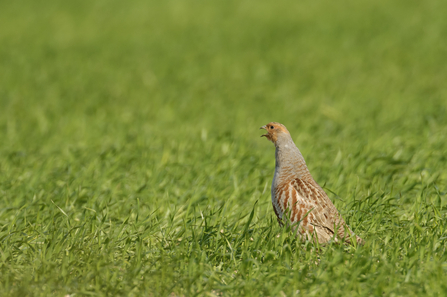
[[344, 229, 364, 246], [355, 235, 365, 245]]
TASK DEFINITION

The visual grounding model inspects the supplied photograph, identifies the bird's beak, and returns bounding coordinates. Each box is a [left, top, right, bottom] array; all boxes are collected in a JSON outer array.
[[260, 125, 268, 137]]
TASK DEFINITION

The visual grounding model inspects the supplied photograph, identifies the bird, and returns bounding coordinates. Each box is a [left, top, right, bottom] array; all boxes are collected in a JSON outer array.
[[260, 122, 363, 245]]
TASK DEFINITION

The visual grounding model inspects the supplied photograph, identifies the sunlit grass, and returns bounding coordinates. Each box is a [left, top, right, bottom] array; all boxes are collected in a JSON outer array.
[[0, 0, 446, 296]]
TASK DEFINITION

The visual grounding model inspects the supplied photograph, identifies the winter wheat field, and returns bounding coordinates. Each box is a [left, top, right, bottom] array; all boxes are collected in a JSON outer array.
[[1, 0, 447, 296]]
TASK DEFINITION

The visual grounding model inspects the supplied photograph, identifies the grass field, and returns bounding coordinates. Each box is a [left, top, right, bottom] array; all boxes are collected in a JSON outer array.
[[1, 0, 447, 296]]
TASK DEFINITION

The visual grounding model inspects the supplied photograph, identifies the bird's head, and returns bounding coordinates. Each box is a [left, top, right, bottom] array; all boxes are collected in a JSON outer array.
[[260, 122, 290, 144]]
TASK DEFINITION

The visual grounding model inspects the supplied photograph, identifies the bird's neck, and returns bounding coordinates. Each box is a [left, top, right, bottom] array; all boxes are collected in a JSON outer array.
[[274, 137, 312, 181]]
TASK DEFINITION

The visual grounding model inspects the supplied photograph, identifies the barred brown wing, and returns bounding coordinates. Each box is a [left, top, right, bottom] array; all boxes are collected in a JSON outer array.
[[273, 177, 348, 242]]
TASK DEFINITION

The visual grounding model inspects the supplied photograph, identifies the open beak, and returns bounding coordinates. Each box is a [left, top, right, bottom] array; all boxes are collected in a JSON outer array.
[[260, 125, 268, 137]]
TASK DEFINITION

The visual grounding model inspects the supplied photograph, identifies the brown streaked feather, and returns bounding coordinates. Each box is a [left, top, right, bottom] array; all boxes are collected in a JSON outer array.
[[273, 177, 362, 244]]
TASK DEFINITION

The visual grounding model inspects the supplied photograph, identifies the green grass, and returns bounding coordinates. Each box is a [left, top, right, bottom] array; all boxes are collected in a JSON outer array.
[[1, 0, 447, 295]]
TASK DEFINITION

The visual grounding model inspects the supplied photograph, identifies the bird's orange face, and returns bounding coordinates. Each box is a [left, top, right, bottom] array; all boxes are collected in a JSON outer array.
[[260, 122, 289, 143]]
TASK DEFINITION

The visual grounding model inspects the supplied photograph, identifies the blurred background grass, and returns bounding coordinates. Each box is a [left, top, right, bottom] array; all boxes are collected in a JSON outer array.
[[0, 0, 446, 296]]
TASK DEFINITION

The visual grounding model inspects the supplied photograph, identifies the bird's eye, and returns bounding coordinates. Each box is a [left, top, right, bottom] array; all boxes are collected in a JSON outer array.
[[270, 126, 274, 129]]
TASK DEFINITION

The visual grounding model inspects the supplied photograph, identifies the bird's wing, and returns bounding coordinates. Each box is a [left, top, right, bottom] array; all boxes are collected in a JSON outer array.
[[284, 178, 349, 239]]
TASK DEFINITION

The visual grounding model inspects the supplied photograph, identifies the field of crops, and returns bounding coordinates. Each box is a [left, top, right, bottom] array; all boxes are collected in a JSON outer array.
[[1, 0, 447, 296]]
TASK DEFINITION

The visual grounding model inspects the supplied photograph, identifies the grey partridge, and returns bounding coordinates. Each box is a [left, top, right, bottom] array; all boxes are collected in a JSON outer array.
[[261, 122, 363, 244]]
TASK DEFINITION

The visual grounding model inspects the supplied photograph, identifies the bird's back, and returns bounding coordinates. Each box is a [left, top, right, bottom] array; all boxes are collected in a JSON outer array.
[[272, 172, 361, 244]]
